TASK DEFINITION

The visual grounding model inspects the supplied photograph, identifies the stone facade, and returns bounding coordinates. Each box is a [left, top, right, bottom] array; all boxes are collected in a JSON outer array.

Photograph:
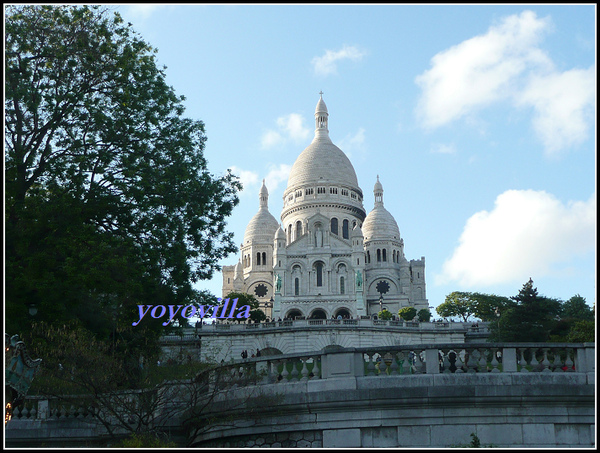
[[222, 95, 428, 320]]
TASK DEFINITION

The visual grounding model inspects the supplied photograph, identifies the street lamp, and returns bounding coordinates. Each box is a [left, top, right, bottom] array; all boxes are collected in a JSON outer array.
[[379, 294, 383, 313], [265, 297, 274, 320]]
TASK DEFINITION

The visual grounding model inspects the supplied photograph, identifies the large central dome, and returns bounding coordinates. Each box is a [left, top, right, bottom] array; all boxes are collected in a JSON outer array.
[[285, 95, 360, 194], [286, 137, 359, 189]]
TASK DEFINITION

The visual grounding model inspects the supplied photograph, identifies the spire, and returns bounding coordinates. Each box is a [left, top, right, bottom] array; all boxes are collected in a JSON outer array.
[[315, 92, 329, 137], [259, 179, 269, 209], [374, 175, 384, 207]]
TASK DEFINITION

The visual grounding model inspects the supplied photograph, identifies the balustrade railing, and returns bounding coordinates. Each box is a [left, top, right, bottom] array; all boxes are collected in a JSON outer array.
[[14, 343, 593, 422]]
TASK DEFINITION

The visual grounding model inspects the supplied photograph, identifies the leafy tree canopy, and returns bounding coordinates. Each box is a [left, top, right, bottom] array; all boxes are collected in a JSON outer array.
[[398, 306, 417, 321], [560, 294, 594, 321], [5, 5, 240, 338], [490, 278, 563, 342], [378, 308, 393, 320], [417, 308, 431, 322], [436, 292, 478, 322], [224, 292, 265, 322]]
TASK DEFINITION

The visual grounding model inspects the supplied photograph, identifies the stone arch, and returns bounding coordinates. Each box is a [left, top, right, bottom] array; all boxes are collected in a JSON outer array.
[[367, 277, 398, 296], [334, 307, 351, 319], [258, 347, 283, 357], [309, 308, 327, 319], [285, 309, 303, 320]]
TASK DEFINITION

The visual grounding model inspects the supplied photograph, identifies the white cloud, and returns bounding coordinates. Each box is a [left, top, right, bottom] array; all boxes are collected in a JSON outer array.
[[265, 163, 292, 192], [435, 190, 596, 287], [430, 143, 457, 155], [228, 166, 259, 195], [227, 164, 292, 197], [276, 113, 311, 143], [337, 128, 367, 159], [415, 11, 595, 155], [261, 113, 310, 150], [517, 66, 596, 157], [125, 5, 168, 20], [260, 130, 284, 149], [312, 45, 366, 76], [416, 11, 552, 128]]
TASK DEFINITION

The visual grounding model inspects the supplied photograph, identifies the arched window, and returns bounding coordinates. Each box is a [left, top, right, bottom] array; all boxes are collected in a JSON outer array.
[[367, 250, 371, 264], [342, 219, 349, 239], [295, 221, 302, 241], [262, 252, 267, 266], [331, 218, 338, 235], [256, 252, 261, 265], [382, 249, 387, 262], [315, 262, 323, 287], [377, 249, 381, 262], [295, 278, 300, 296], [340, 276, 345, 294]]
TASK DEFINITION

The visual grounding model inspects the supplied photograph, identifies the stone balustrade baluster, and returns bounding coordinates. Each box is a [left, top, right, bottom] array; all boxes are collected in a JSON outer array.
[[281, 359, 289, 382], [366, 353, 377, 376], [400, 351, 411, 375], [564, 348, 574, 372], [490, 348, 500, 373], [541, 348, 551, 372], [300, 357, 309, 381], [466, 348, 478, 373], [413, 350, 424, 374], [311, 356, 321, 379], [441, 349, 452, 374], [477, 348, 488, 372], [519, 349, 529, 372], [551, 348, 563, 372], [378, 352, 388, 376], [530, 348, 540, 372], [389, 352, 399, 375], [290, 359, 300, 381]]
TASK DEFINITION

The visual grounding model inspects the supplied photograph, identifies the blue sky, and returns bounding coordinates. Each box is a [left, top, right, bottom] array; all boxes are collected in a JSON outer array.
[[116, 4, 596, 314]]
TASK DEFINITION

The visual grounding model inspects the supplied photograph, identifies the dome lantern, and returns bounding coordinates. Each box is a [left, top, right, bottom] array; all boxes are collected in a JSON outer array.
[[315, 91, 329, 136]]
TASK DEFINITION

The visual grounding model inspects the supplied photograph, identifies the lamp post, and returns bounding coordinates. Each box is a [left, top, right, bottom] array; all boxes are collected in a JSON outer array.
[[379, 294, 383, 313], [265, 297, 274, 320]]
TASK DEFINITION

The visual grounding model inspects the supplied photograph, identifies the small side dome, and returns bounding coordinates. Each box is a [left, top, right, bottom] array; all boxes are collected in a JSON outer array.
[[275, 225, 286, 241], [351, 222, 363, 238], [362, 208, 401, 241], [362, 177, 400, 241], [243, 181, 279, 244]]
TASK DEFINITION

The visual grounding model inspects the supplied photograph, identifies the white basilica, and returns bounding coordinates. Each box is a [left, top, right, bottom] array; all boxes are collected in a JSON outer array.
[[222, 95, 428, 320]]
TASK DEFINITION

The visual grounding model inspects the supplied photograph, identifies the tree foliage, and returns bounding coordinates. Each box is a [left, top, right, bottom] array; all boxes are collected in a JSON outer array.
[[417, 308, 431, 322], [436, 292, 478, 322], [5, 5, 240, 337], [378, 308, 393, 320], [560, 294, 594, 321], [398, 307, 417, 321], [224, 292, 265, 322], [490, 278, 563, 342]]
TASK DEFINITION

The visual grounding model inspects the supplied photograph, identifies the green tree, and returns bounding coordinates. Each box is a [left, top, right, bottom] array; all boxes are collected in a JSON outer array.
[[5, 5, 240, 338], [224, 292, 265, 322], [398, 307, 417, 321], [378, 308, 393, 320], [417, 308, 432, 322], [436, 292, 477, 322], [469, 292, 514, 322], [491, 279, 561, 342], [566, 320, 595, 343], [561, 295, 594, 321]]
